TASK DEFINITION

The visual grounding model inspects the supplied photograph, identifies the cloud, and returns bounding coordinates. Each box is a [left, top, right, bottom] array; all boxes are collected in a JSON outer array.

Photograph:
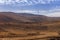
[[11, 10, 49, 15], [14, 10, 38, 14], [45, 8, 60, 17], [0, 0, 14, 5], [46, 12, 60, 17], [0, 0, 59, 6]]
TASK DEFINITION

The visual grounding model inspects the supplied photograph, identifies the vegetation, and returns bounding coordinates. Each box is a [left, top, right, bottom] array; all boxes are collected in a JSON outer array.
[[0, 22, 59, 40], [0, 12, 60, 40]]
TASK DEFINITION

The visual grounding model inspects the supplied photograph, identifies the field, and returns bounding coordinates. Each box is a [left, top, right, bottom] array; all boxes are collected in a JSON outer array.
[[0, 22, 60, 40]]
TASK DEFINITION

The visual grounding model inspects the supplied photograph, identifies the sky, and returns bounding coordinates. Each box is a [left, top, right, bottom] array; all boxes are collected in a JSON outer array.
[[0, 0, 60, 17]]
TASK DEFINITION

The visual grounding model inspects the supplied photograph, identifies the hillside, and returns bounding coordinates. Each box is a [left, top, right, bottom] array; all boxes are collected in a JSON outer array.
[[0, 12, 60, 39], [0, 12, 48, 22]]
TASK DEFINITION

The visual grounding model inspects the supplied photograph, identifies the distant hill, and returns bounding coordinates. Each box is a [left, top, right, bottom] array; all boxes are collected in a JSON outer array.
[[0, 12, 60, 23], [0, 12, 49, 23]]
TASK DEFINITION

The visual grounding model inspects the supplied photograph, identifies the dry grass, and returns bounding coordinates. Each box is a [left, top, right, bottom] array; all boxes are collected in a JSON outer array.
[[0, 22, 60, 40]]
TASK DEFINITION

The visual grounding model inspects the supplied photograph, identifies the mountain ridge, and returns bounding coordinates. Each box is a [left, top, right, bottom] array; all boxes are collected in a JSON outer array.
[[0, 12, 60, 23]]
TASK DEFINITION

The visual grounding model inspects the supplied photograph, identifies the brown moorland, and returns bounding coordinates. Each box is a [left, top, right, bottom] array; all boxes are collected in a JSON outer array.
[[0, 12, 60, 40]]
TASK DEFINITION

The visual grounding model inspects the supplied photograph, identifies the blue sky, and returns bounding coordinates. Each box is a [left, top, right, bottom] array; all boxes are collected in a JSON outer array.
[[0, 0, 60, 17]]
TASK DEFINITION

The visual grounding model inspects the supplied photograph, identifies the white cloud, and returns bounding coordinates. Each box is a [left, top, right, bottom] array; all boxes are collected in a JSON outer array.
[[14, 10, 38, 14], [0, 0, 14, 4], [46, 12, 60, 17], [0, 0, 59, 6], [12, 10, 49, 15], [0, 0, 4, 3]]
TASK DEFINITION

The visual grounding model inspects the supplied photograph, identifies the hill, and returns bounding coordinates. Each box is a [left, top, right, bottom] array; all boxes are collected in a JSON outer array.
[[0, 12, 60, 38], [0, 12, 48, 23]]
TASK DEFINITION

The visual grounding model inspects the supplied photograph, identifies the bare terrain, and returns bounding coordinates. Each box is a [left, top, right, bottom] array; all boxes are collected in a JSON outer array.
[[0, 12, 60, 40]]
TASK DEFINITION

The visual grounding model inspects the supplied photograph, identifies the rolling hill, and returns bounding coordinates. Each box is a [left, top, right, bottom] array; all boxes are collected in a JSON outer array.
[[0, 12, 60, 37], [0, 12, 60, 23], [0, 12, 48, 22]]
